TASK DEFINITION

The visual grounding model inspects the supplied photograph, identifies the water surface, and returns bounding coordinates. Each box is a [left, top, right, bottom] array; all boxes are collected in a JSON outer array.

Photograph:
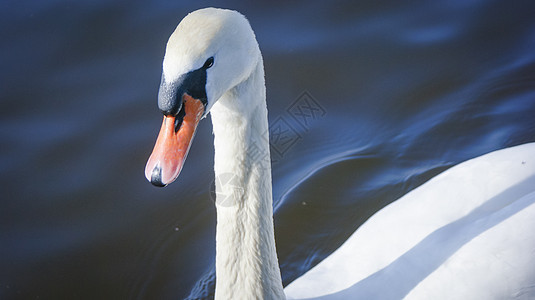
[[1, 0, 535, 299]]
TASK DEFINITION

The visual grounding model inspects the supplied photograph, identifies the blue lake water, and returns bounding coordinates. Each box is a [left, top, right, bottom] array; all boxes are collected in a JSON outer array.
[[1, 1, 535, 299]]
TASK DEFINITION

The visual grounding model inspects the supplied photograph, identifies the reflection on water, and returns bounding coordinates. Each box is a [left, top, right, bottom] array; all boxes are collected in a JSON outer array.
[[1, 1, 535, 299]]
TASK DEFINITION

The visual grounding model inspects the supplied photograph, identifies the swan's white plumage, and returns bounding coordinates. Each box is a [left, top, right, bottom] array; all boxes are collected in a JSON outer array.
[[285, 143, 535, 299], [161, 7, 535, 300]]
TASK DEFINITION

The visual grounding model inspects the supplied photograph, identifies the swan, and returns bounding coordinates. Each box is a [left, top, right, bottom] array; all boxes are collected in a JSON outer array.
[[144, 7, 535, 299]]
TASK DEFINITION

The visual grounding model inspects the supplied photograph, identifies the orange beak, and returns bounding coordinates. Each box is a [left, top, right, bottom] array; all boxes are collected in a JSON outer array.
[[145, 94, 205, 186]]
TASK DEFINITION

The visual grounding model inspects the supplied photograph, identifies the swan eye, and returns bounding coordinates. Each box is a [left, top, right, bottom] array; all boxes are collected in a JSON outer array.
[[203, 57, 214, 69]]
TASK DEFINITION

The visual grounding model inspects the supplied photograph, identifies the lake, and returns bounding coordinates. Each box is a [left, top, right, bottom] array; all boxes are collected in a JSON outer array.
[[1, 0, 535, 299]]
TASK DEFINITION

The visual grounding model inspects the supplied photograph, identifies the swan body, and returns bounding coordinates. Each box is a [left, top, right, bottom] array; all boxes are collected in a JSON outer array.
[[145, 7, 535, 300], [285, 142, 535, 299]]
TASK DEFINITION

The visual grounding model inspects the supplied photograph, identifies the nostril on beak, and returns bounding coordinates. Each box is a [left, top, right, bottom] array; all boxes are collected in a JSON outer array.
[[150, 163, 166, 187]]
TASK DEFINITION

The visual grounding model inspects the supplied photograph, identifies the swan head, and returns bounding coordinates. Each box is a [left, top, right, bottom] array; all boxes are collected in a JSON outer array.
[[145, 8, 261, 187]]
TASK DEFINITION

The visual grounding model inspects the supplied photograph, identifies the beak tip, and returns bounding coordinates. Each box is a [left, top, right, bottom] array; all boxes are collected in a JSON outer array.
[[151, 180, 167, 188], [147, 162, 167, 187]]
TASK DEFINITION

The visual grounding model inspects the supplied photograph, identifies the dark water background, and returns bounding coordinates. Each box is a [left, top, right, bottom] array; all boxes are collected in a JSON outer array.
[[1, 0, 535, 299]]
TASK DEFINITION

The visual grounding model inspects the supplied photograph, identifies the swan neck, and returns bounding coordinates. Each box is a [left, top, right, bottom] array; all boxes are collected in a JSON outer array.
[[210, 59, 285, 300]]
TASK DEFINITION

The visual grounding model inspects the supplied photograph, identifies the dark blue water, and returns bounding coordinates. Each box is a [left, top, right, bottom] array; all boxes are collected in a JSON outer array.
[[1, 1, 534, 299]]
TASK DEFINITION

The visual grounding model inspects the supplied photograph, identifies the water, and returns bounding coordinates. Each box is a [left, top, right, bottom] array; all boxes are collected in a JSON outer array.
[[1, 0, 534, 299]]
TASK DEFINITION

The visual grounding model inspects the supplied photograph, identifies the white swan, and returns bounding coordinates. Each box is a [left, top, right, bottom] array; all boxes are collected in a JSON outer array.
[[145, 8, 535, 299]]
